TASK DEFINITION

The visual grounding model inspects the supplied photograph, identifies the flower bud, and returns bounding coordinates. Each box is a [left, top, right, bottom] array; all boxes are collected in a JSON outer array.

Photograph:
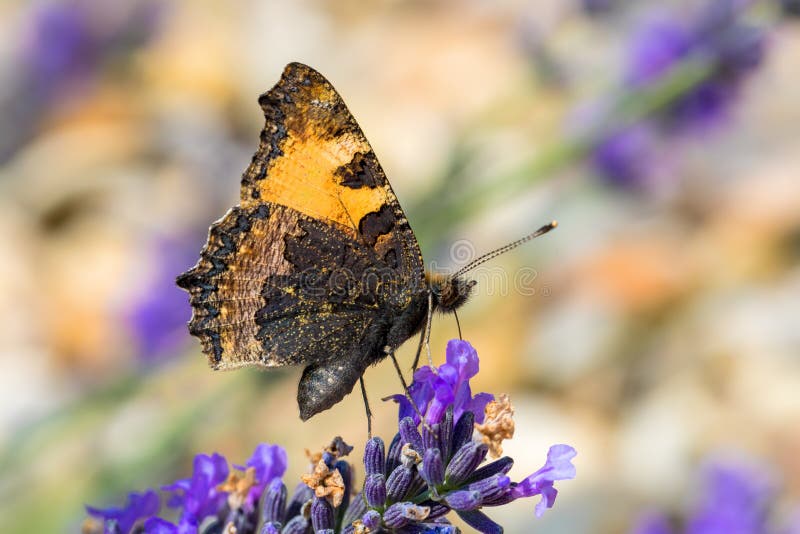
[[285, 482, 313, 520], [386, 465, 414, 503], [259, 478, 286, 524], [456, 509, 503, 534], [422, 422, 440, 452], [259, 523, 280, 534], [361, 509, 381, 529], [445, 441, 488, 486], [280, 516, 309, 534], [310, 497, 334, 531], [467, 456, 514, 484], [451, 411, 475, 454], [363, 437, 386, 476], [443, 489, 482, 511], [386, 432, 403, 475], [467, 474, 511, 502], [440, 407, 455, 461], [382, 502, 430, 528], [335, 459, 352, 512], [364, 473, 387, 508], [341, 491, 366, 526], [420, 448, 444, 487], [399, 417, 423, 452]]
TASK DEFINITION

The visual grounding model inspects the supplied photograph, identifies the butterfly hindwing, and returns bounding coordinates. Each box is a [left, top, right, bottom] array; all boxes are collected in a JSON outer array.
[[178, 203, 385, 369]]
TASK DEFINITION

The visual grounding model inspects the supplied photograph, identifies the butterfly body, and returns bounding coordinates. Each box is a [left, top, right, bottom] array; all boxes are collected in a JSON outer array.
[[177, 63, 477, 420]]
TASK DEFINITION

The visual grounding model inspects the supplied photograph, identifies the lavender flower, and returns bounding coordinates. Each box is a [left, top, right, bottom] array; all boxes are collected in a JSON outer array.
[[85, 340, 577, 533], [630, 458, 800, 534], [85, 443, 288, 534], [85, 489, 160, 534], [127, 235, 202, 363], [589, 0, 768, 187], [628, 1, 766, 130], [1, 0, 163, 162], [389, 340, 494, 426], [159, 452, 231, 531], [373, 339, 577, 532]]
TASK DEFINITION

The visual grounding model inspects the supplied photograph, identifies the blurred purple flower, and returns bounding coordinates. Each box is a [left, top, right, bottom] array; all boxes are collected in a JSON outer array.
[[23, 1, 97, 88], [631, 1, 766, 131], [1, 0, 164, 162], [22, 0, 164, 93], [588, 0, 768, 188], [591, 124, 660, 189], [685, 461, 773, 534], [85, 489, 159, 534], [127, 235, 203, 363], [630, 457, 800, 534], [627, 18, 694, 86]]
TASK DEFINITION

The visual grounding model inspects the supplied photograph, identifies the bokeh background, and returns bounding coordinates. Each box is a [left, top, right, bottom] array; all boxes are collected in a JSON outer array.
[[1, 0, 799, 532]]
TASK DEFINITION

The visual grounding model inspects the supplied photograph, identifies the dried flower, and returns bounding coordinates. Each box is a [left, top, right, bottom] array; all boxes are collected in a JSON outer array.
[[474, 394, 515, 458], [301, 458, 346, 508]]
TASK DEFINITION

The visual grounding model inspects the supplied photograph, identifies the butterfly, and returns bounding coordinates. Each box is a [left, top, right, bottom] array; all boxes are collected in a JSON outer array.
[[177, 62, 556, 423]]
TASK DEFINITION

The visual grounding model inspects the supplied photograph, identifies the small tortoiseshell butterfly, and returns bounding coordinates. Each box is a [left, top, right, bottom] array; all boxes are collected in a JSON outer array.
[[177, 63, 555, 422]]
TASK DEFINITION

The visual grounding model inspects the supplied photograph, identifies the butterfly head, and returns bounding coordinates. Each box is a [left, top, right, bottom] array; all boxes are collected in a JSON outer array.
[[427, 272, 477, 313]]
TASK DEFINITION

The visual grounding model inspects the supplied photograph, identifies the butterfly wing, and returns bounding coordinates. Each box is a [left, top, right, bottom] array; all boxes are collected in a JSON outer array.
[[177, 63, 425, 417], [241, 62, 423, 280]]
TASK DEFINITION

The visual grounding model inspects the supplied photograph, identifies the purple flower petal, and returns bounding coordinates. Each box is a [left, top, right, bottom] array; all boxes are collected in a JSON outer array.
[[511, 444, 577, 517], [686, 459, 774, 534], [591, 124, 659, 189], [86, 489, 160, 534], [391, 339, 494, 427], [534, 485, 558, 518], [627, 17, 693, 86], [468, 392, 495, 425], [445, 339, 479, 381], [236, 443, 288, 508], [161, 453, 229, 525], [426, 378, 456, 425]]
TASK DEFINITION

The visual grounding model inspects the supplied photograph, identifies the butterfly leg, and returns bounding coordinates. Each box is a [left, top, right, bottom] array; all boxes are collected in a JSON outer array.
[[424, 290, 434, 367], [453, 309, 463, 340], [386, 347, 433, 433], [359, 375, 373, 439], [411, 327, 425, 372], [411, 291, 435, 371]]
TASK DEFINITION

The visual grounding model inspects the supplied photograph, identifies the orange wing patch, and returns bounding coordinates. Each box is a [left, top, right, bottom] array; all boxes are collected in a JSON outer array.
[[241, 63, 397, 240], [246, 131, 386, 234]]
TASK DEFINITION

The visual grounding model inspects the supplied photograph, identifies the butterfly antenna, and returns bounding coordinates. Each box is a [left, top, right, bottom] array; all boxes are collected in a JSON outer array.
[[452, 220, 558, 278]]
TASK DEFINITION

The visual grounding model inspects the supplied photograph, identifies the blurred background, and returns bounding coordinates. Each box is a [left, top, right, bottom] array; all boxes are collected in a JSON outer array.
[[1, 0, 799, 532]]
